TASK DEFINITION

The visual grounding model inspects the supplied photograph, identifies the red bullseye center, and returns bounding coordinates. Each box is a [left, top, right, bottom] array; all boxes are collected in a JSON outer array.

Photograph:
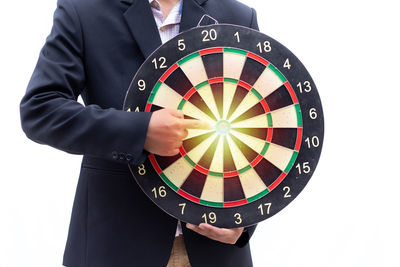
[[216, 120, 231, 135]]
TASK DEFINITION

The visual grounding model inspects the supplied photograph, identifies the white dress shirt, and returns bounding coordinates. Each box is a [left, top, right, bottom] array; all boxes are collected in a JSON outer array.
[[149, 0, 182, 44], [149, 0, 183, 237]]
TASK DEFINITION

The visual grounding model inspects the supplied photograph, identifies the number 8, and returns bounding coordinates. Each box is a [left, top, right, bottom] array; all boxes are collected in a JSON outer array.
[[138, 164, 146, 175]]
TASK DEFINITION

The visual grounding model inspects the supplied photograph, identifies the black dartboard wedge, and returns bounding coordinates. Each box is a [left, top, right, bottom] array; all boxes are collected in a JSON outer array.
[[123, 24, 324, 228]]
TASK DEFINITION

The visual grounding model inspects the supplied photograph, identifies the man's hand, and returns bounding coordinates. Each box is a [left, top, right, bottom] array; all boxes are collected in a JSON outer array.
[[186, 223, 244, 245], [144, 109, 211, 156]]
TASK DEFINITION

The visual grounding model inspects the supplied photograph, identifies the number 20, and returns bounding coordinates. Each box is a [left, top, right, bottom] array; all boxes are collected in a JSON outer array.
[[202, 29, 217, 42]]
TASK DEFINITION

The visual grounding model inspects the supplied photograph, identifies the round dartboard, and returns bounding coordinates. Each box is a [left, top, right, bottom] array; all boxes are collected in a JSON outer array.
[[123, 24, 324, 228]]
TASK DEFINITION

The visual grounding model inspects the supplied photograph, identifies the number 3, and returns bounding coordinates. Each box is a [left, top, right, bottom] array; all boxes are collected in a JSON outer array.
[[234, 213, 242, 225]]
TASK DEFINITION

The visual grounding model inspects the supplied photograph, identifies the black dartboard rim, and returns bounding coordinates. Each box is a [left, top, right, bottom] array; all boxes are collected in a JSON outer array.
[[123, 24, 324, 228]]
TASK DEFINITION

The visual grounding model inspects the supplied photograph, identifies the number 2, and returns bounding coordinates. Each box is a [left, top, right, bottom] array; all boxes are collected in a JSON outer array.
[[283, 186, 292, 198]]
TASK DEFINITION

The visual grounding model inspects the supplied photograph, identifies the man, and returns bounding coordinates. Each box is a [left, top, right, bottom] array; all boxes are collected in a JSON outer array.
[[20, 0, 259, 266]]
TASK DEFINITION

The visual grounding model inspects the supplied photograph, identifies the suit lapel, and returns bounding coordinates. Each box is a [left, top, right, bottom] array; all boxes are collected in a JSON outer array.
[[179, 0, 211, 33], [122, 0, 211, 58], [122, 0, 162, 59]]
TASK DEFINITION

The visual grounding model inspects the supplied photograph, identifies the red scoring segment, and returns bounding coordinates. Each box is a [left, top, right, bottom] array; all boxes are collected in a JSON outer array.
[[194, 165, 209, 175], [224, 199, 248, 207], [160, 63, 179, 83], [178, 189, 200, 203], [199, 47, 224, 56], [284, 81, 298, 104], [149, 154, 162, 174], [208, 77, 224, 84], [295, 128, 303, 151], [183, 87, 197, 100], [246, 52, 269, 66], [260, 99, 270, 113], [268, 172, 287, 191], [251, 154, 263, 167], [238, 80, 252, 91], [267, 128, 273, 143], [145, 103, 152, 112], [223, 170, 239, 178]]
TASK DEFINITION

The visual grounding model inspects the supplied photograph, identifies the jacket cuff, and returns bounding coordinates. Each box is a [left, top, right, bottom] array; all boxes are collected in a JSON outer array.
[[235, 224, 257, 248]]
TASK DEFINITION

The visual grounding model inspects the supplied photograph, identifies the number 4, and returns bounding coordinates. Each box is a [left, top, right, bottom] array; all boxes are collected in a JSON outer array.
[[284, 58, 291, 69]]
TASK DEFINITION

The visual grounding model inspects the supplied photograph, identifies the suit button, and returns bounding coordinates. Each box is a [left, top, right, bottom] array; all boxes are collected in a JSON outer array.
[[112, 151, 118, 160], [119, 153, 126, 161], [126, 154, 133, 162]]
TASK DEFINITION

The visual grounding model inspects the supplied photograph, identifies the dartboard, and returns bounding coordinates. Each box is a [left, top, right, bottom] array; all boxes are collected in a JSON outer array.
[[123, 24, 324, 228]]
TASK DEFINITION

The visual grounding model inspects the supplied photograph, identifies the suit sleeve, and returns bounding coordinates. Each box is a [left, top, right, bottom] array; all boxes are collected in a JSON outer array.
[[20, 0, 151, 164]]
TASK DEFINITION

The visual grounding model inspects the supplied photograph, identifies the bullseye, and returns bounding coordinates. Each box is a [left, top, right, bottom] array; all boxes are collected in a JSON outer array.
[[216, 120, 230, 135]]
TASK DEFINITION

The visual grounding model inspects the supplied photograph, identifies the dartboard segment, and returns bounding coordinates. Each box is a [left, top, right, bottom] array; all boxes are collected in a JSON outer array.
[[123, 24, 324, 228]]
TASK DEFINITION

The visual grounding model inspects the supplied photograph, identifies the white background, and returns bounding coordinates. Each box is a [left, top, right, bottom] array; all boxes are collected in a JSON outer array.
[[1, 0, 399, 266]]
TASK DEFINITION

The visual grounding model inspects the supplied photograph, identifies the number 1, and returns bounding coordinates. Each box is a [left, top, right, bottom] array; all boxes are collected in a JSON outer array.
[[234, 31, 240, 43]]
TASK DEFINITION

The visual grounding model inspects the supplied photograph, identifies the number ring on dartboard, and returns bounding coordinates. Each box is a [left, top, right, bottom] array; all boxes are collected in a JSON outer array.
[[123, 24, 324, 228]]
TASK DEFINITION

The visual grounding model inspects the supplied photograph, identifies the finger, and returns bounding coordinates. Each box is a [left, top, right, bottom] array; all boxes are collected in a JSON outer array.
[[168, 109, 184, 119], [197, 223, 243, 244], [181, 119, 213, 130], [186, 223, 214, 237], [187, 223, 225, 240], [161, 148, 180, 157], [198, 223, 225, 232], [198, 223, 244, 236], [175, 140, 183, 150], [182, 129, 189, 139]]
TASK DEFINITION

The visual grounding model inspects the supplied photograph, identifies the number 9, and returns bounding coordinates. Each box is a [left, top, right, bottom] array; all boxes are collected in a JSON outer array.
[[138, 79, 146, 91]]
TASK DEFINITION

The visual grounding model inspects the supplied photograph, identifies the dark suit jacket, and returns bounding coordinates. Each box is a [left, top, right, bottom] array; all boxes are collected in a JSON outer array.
[[20, 0, 259, 266]]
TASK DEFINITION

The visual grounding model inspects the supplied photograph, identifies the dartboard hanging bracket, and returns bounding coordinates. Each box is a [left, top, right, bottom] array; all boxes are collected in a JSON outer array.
[[197, 14, 219, 27]]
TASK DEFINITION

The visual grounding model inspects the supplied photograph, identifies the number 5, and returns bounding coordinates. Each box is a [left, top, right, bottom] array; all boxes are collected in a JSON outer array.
[[178, 39, 186, 51]]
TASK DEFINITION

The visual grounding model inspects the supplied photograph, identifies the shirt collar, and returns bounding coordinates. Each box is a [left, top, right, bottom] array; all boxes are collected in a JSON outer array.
[[149, 0, 161, 10], [149, 0, 183, 15]]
